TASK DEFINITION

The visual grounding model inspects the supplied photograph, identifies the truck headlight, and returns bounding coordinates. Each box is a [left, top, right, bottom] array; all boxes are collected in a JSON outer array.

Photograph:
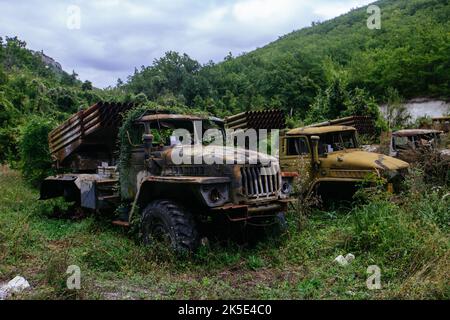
[[209, 188, 222, 203], [281, 177, 293, 197], [282, 181, 292, 195], [201, 184, 229, 207]]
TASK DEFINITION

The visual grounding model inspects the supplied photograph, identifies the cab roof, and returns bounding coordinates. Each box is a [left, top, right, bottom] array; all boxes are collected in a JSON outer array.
[[432, 116, 450, 121], [287, 125, 356, 136], [392, 129, 442, 137]]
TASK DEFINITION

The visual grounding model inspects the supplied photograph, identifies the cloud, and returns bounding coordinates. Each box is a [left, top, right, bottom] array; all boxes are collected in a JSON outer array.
[[313, 0, 374, 19], [0, 0, 374, 88]]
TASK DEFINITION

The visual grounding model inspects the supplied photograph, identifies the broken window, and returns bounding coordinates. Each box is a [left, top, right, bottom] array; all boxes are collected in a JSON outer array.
[[318, 131, 358, 155], [394, 136, 413, 150], [286, 137, 309, 156], [128, 123, 146, 146]]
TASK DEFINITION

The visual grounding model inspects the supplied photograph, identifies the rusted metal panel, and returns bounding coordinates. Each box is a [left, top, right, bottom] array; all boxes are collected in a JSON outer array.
[[143, 176, 231, 184], [225, 110, 286, 130], [306, 116, 376, 136], [288, 126, 356, 136], [139, 114, 205, 122], [392, 129, 443, 137], [41, 173, 119, 209], [210, 201, 287, 221], [281, 171, 299, 178], [49, 102, 135, 170], [80, 179, 97, 209]]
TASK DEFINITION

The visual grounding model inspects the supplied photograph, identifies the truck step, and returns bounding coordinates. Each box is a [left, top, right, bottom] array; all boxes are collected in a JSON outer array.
[[96, 179, 119, 185], [98, 195, 120, 201], [112, 220, 130, 227]]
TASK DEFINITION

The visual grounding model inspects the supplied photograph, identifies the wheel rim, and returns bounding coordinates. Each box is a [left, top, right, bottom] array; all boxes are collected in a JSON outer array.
[[144, 217, 172, 246]]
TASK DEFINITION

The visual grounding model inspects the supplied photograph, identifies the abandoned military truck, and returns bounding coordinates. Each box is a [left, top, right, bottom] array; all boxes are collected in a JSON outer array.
[[279, 125, 410, 199], [40, 102, 291, 252], [389, 129, 449, 162]]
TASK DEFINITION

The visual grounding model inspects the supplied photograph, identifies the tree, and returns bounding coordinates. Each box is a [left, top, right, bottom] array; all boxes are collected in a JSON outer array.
[[61, 70, 79, 86], [81, 80, 93, 91], [133, 92, 148, 105], [0, 65, 7, 85]]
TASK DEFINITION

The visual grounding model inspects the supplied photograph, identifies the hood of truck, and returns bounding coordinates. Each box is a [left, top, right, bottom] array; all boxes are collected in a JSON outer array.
[[163, 145, 277, 167], [321, 150, 409, 171]]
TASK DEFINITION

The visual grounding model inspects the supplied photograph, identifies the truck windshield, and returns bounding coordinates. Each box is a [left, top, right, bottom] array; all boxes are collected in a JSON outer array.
[[393, 136, 412, 150], [147, 119, 226, 147], [394, 133, 440, 151], [318, 131, 358, 155]]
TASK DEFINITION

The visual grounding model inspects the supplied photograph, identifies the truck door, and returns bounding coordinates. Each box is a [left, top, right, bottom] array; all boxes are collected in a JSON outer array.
[[121, 123, 146, 200], [281, 135, 313, 191]]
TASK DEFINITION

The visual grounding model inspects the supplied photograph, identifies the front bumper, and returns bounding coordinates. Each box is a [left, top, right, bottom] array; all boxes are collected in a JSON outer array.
[[210, 200, 291, 222]]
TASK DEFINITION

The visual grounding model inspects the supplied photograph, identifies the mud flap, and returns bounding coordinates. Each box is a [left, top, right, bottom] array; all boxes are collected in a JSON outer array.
[[79, 180, 96, 209]]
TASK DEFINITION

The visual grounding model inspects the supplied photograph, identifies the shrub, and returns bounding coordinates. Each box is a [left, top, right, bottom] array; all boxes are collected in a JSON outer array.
[[402, 149, 450, 186], [347, 176, 449, 283], [348, 201, 416, 256], [19, 116, 56, 186], [403, 167, 449, 230]]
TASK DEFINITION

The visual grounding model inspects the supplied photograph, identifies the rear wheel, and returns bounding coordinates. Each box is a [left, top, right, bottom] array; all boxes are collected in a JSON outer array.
[[141, 200, 200, 253]]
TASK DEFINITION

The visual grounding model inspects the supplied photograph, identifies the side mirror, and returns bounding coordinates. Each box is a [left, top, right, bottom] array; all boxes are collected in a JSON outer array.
[[142, 134, 154, 159], [310, 135, 320, 169]]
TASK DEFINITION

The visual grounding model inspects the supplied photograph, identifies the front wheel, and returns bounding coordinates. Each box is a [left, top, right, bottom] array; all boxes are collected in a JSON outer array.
[[267, 212, 288, 238], [247, 212, 288, 243], [141, 200, 200, 253]]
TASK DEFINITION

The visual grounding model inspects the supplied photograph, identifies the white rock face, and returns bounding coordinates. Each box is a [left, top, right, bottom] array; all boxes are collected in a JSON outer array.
[[380, 98, 450, 121]]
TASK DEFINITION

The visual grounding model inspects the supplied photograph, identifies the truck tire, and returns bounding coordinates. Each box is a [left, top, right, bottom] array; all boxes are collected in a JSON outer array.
[[273, 212, 288, 235], [262, 212, 288, 239], [141, 200, 200, 253], [247, 212, 288, 243]]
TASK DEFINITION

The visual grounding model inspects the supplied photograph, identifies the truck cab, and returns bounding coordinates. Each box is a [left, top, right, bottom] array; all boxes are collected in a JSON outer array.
[[280, 126, 410, 199], [390, 129, 447, 162], [124, 113, 289, 217]]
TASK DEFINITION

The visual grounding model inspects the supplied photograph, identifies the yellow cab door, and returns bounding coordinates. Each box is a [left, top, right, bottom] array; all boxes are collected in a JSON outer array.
[[280, 135, 313, 189]]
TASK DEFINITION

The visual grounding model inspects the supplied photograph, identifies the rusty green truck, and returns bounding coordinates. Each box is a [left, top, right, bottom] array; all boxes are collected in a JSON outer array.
[[40, 103, 292, 252]]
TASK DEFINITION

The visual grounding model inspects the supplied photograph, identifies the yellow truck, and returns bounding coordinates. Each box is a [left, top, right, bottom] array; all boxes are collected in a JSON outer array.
[[279, 125, 410, 200]]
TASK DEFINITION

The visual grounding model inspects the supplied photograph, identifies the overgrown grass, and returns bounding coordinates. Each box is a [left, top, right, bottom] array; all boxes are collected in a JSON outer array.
[[0, 167, 448, 300]]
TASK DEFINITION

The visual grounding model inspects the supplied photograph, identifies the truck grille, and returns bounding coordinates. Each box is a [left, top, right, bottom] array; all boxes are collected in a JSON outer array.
[[241, 166, 280, 198]]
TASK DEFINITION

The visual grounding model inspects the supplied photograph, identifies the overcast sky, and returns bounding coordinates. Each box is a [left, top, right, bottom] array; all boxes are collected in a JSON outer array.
[[0, 0, 374, 88]]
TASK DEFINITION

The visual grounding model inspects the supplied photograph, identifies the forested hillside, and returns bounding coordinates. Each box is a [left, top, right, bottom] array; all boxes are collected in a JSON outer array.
[[0, 38, 82, 161], [1, 0, 449, 170], [0, 37, 128, 164], [123, 0, 450, 120]]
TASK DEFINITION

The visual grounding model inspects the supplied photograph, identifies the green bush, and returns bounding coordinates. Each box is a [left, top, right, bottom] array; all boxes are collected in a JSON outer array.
[[346, 183, 449, 282], [348, 201, 416, 255], [406, 187, 450, 230], [19, 116, 56, 186]]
